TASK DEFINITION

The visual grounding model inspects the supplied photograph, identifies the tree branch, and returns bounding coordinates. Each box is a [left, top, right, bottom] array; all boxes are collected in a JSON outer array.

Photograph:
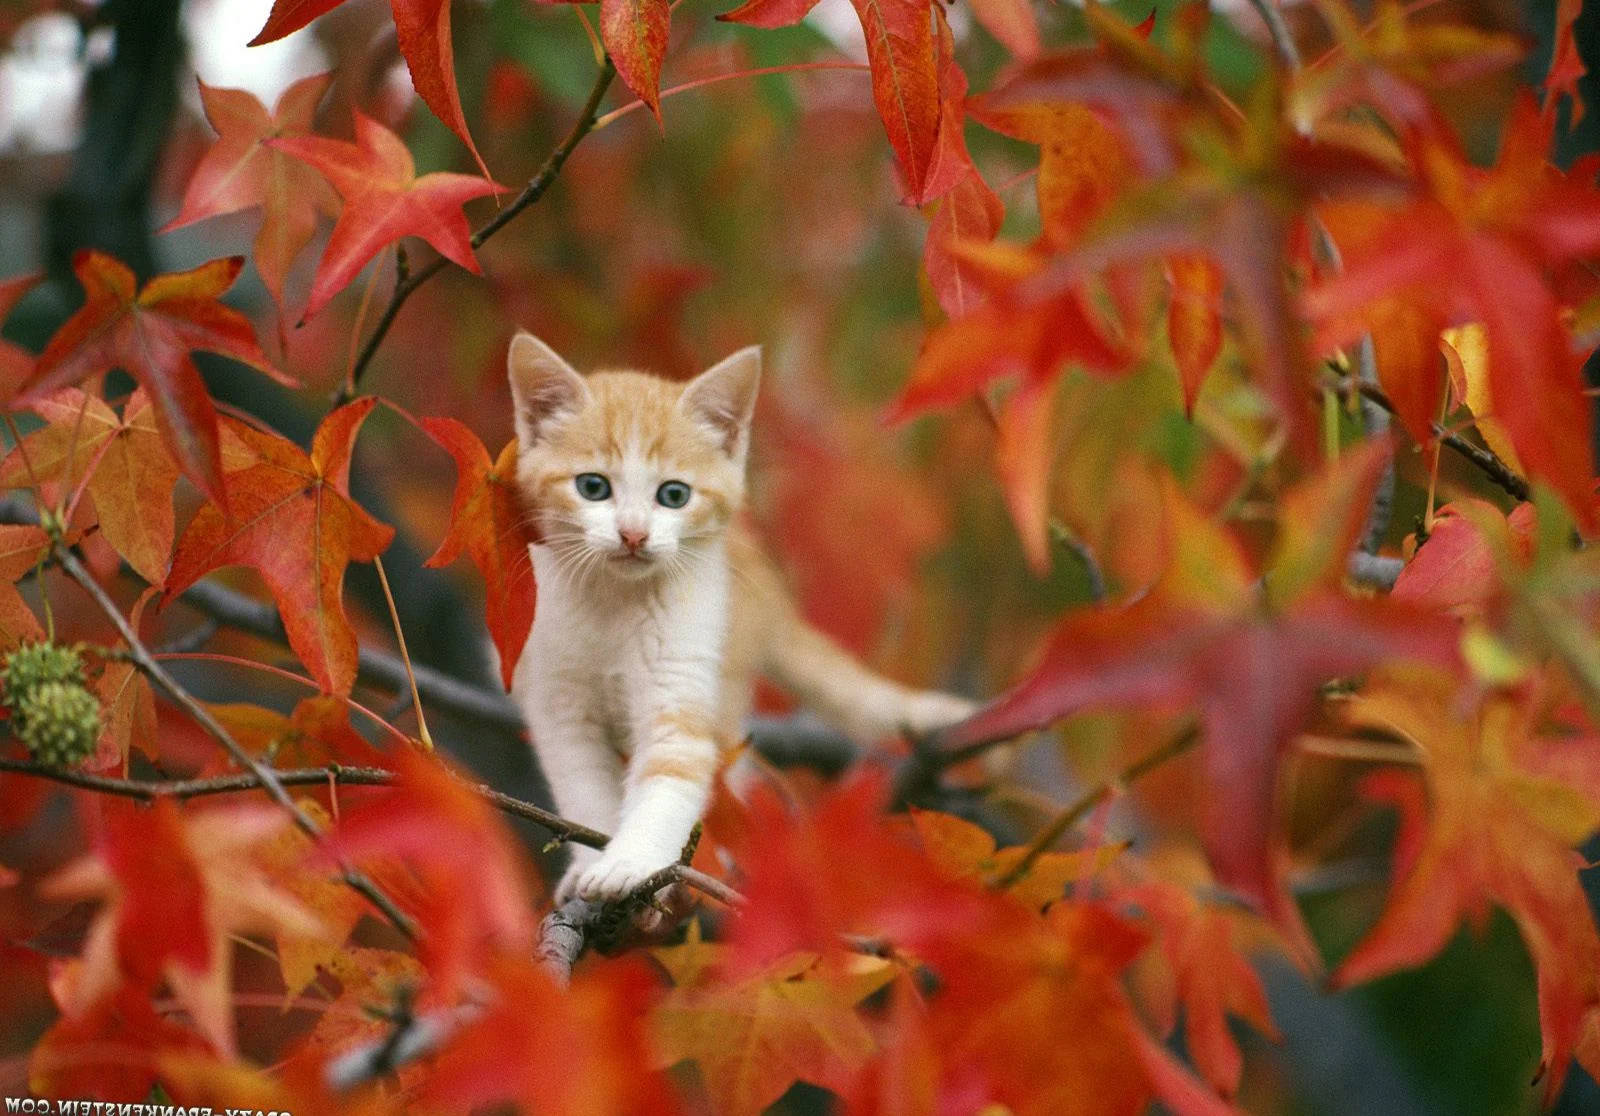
[[52, 545, 419, 941], [1343, 377, 1531, 502], [994, 721, 1201, 889], [0, 755, 741, 907], [333, 58, 618, 405]]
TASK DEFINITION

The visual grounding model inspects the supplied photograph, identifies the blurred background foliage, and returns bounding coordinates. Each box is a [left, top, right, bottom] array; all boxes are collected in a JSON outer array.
[[0, 0, 1596, 1111]]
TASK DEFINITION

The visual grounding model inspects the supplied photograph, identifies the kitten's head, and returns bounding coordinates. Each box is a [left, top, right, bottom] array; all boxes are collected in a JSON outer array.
[[508, 331, 760, 582]]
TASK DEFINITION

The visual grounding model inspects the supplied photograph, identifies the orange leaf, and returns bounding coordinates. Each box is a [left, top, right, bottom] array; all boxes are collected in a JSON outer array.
[[20, 253, 287, 507], [1332, 675, 1600, 1099], [655, 945, 895, 1113], [923, 171, 1004, 318], [164, 399, 394, 695], [41, 798, 323, 1058], [1166, 254, 1224, 412], [268, 113, 502, 322], [1, 389, 180, 584], [164, 75, 338, 320], [422, 418, 537, 690]]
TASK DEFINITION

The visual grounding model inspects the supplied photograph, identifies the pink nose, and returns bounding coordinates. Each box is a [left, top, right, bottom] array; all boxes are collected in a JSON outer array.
[[619, 527, 649, 552]]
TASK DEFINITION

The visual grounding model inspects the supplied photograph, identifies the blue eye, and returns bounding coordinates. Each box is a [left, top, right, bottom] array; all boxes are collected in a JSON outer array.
[[575, 473, 611, 501], [656, 480, 691, 508]]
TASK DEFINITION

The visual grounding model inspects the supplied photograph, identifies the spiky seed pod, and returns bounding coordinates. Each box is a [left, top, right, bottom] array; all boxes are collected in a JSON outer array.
[[1, 642, 86, 702], [15, 680, 101, 767]]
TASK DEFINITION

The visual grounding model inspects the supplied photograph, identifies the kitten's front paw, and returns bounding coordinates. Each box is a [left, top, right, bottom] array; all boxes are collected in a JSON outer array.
[[903, 691, 979, 737], [573, 846, 673, 903]]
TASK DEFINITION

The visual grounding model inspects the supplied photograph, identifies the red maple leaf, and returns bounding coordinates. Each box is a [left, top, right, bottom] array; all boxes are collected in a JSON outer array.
[[1307, 95, 1600, 531], [720, 0, 971, 205], [319, 748, 538, 1002], [164, 399, 394, 695], [18, 252, 289, 507], [267, 112, 503, 322], [421, 418, 537, 690], [943, 447, 1462, 956], [422, 955, 681, 1115], [163, 75, 338, 325], [249, 0, 492, 180]]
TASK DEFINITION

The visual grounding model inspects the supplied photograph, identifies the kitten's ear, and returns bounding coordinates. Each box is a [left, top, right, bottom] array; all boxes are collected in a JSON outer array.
[[507, 331, 589, 447], [682, 346, 761, 456]]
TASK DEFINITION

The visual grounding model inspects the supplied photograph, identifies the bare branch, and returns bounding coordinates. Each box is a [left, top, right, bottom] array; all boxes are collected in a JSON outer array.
[[994, 721, 1202, 890]]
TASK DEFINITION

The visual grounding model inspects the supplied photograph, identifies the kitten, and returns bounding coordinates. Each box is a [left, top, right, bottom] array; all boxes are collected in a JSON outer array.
[[506, 332, 975, 903]]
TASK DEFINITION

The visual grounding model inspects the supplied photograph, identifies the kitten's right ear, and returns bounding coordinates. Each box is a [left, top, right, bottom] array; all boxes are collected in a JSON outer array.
[[508, 332, 589, 446]]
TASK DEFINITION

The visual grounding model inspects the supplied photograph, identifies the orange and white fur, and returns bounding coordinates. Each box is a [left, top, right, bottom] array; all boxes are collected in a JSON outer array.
[[506, 332, 975, 903]]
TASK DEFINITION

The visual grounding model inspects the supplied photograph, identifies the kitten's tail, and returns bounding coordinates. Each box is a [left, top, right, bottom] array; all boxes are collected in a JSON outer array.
[[743, 546, 974, 743]]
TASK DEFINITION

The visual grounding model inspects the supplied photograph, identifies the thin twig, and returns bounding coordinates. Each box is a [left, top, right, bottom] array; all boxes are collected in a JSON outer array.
[[1245, 0, 1302, 68], [51, 545, 419, 940], [1340, 377, 1531, 501], [334, 59, 617, 405], [372, 554, 432, 749], [994, 722, 1202, 890]]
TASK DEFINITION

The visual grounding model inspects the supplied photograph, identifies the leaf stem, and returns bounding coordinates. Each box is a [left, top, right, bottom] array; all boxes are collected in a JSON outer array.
[[372, 553, 432, 749], [591, 61, 871, 131]]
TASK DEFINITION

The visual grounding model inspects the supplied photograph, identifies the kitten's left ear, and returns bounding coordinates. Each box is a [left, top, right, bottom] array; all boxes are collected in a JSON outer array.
[[682, 346, 761, 457]]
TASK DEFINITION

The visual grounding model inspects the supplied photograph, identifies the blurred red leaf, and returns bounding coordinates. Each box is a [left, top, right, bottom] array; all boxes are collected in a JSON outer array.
[[164, 399, 394, 695], [422, 955, 682, 1114], [0, 272, 40, 397], [320, 748, 538, 1001], [1545, 0, 1586, 127], [725, 771, 991, 976], [30, 984, 210, 1103], [19, 252, 286, 507], [946, 463, 1462, 953], [1308, 97, 1600, 530], [967, 0, 1040, 60], [422, 418, 537, 690], [268, 113, 502, 322], [41, 798, 321, 1058]]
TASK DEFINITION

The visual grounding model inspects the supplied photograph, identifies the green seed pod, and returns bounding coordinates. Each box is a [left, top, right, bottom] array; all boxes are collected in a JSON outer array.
[[15, 680, 102, 767], [1, 642, 86, 705]]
